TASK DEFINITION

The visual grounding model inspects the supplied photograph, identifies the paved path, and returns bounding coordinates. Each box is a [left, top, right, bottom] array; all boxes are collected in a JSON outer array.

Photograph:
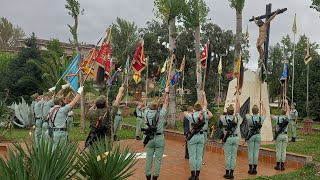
[[0, 139, 296, 180]]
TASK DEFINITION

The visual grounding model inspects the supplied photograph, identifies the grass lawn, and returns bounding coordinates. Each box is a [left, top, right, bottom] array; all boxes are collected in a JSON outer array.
[[248, 165, 318, 180]]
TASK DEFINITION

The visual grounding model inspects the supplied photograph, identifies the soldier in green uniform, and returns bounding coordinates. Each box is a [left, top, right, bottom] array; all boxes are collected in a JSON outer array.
[[42, 92, 54, 141], [144, 87, 169, 180], [271, 100, 290, 171], [219, 95, 241, 179], [202, 108, 213, 165], [289, 103, 298, 142], [49, 86, 83, 151], [113, 105, 124, 141], [136, 101, 146, 140], [245, 102, 266, 175], [86, 84, 124, 143], [184, 91, 212, 180], [33, 93, 44, 146]]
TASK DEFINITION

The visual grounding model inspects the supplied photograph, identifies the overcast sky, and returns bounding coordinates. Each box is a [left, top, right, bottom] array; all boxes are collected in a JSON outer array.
[[1, 0, 319, 70]]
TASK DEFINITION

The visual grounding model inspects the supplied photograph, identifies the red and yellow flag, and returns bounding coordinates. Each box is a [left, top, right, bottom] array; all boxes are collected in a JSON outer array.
[[133, 71, 142, 84], [200, 43, 208, 68], [81, 48, 96, 77], [132, 39, 146, 72]]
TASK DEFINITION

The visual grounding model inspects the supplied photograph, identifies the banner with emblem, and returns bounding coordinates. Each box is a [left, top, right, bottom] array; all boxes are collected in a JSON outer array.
[[132, 39, 146, 72], [80, 48, 96, 77], [61, 54, 79, 92]]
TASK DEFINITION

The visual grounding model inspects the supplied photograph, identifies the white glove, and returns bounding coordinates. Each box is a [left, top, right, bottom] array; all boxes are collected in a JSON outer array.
[[48, 86, 56, 92], [62, 83, 70, 89], [77, 86, 84, 94]]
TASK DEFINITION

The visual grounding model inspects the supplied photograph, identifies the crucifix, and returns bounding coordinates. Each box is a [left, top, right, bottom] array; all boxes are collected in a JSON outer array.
[[249, 4, 287, 78]]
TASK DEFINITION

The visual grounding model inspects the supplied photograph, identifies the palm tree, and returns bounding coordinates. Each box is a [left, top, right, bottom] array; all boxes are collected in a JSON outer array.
[[229, 0, 245, 68]]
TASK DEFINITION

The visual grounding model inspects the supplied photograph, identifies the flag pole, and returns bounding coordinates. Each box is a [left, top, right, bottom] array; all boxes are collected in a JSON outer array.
[[181, 69, 184, 105], [125, 55, 130, 107], [145, 57, 149, 100], [292, 32, 296, 103], [307, 63, 309, 117], [218, 75, 221, 109]]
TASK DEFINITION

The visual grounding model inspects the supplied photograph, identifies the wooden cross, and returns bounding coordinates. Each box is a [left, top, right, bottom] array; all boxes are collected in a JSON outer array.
[[249, 3, 287, 78]]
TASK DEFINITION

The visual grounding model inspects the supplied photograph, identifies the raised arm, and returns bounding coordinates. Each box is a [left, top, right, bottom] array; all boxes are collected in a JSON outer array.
[[206, 108, 213, 119], [235, 95, 240, 114], [162, 86, 169, 110], [285, 99, 290, 116], [260, 101, 266, 116], [202, 91, 208, 109], [265, 9, 280, 25], [114, 84, 125, 107], [56, 83, 70, 97], [67, 86, 83, 109]]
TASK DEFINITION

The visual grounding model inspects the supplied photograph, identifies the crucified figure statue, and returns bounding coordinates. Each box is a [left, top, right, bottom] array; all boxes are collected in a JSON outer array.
[[253, 9, 280, 61]]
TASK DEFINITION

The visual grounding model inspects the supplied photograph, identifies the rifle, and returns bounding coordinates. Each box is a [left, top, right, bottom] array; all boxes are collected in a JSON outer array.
[[186, 114, 205, 141], [222, 117, 237, 143], [141, 111, 159, 147], [243, 117, 262, 145], [273, 117, 289, 141]]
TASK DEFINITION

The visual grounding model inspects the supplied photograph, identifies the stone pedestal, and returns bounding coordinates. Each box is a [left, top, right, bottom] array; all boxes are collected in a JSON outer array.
[[303, 117, 314, 134], [224, 70, 273, 142]]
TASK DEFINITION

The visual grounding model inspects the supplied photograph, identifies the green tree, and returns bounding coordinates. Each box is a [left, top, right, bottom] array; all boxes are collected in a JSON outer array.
[[111, 17, 138, 66], [154, 0, 185, 128], [0, 51, 16, 73], [310, 0, 320, 13], [0, 17, 25, 50], [229, 0, 245, 67], [181, 0, 209, 102], [65, 0, 86, 133], [0, 33, 44, 103]]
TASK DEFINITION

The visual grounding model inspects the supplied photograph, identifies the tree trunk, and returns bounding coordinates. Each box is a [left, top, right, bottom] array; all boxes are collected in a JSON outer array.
[[234, 11, 242, 69], [195, 25, 202, 102], [167, 17, 176, 129], [74, 16, 86, 134]]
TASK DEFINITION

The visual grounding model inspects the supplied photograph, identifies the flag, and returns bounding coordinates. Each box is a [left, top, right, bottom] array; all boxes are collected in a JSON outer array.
[[62, 54, 80, 92], [170, 71, 179, 86], [226, 73, 233, 79], [292, 14, 297, 34], [304, 41, 312, 65], [81, 48, 96, 77], [133, 71, 142, 84], [161, 60, 167, 73], [108, 71, 118, 85], [132, 39, 146, 72], [94, 29, 112, 84], [200, 43, 208, 68], [179, 56, 185, 72], [280, 64, 288, 84], [158, 77, 165, 92], [233, 53, 244, 90], [218, 56, 222, 75], [239, 97, 250, 139]]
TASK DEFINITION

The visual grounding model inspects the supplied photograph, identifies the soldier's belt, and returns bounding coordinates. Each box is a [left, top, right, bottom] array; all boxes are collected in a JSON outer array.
[[35, 117, 42, 120], [229, 134, 238, 137], [52, 128, 67, 131], [203, 130, 208, 132], [116, 114, 121, 116], [199, 131, 204, 134], [156, 132, 162, 135], [137, 116, 142, 118], [68, 115, 73, 118]]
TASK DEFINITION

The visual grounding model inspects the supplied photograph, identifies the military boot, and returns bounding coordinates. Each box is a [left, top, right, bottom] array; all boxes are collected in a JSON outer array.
[[253, 165, 257, 174], [274, 162, 281, 170], [292, 137, 296, 142], [136, 136, 141, 140], [146, 175, 151, 180], [229, 170, 234, 179], [248, 165, 253, 174], [195, 170, 200, 180], [189, 171, 196, 180], [223, 170, 230, 179], [281, 162, 285, 171], [152, 176, 158, 180]]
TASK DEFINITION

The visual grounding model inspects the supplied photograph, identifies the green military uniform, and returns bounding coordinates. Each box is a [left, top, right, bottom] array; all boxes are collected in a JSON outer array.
[[272, 115, 289, 167], [219, 114, 241, 171], [246, 114, 265, 174], [202, 115, 209, 159], [289, 109, 298, 141], [113, 109, 122, 141], [136, 106, 144, 139], [87, 104, 118, 142], [34, 100, 44, 145], [144, 107, 167, 179], [42, 98, 53, 141], [185, 110, 208, 172], [49, 104, 72, 151]]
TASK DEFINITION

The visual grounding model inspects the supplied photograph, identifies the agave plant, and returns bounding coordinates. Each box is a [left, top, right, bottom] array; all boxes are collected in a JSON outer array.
[[8, 97, 33, 128], [0, 139, 80, 180], [78, 138, 137, 180]]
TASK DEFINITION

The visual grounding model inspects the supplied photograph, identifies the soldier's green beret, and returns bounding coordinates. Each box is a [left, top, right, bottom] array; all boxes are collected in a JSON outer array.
[[44, 92, 52, 97], [31, 93, 39, 99], [227, 104, 234, 111], [150, 100, 158, 110], [95, 95, 107, 104]]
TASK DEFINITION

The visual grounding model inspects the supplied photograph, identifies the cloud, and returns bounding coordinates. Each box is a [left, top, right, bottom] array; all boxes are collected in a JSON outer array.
[[1, 0, 319, 71]]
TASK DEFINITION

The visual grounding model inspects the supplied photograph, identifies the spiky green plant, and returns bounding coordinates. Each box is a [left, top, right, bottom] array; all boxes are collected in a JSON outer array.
[[0, 139, 80, 180], [78, 138, 137, 180]]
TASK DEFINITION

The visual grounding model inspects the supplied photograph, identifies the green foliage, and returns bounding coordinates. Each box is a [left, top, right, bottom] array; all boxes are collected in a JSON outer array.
[[153, 0, 185, 23], [65, 0, 84, 47], [0, 17, 25, 50], [78, 138, 137, 180], [180, 0, 210, 28], [0, 51, 16, 73], [47, 38, 64, 56], [0, 33, 44, 103], [310, 0, 320, 13], [0, 140, 79, 180], [111, 17, 138, 65], [229, 0, 245, 13]]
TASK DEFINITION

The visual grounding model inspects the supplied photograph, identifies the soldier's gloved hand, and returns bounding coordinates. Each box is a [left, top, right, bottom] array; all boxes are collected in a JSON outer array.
[[77, 86, 84, 94], [48, 86, 56, 92], [62, 83, 71, 90]]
